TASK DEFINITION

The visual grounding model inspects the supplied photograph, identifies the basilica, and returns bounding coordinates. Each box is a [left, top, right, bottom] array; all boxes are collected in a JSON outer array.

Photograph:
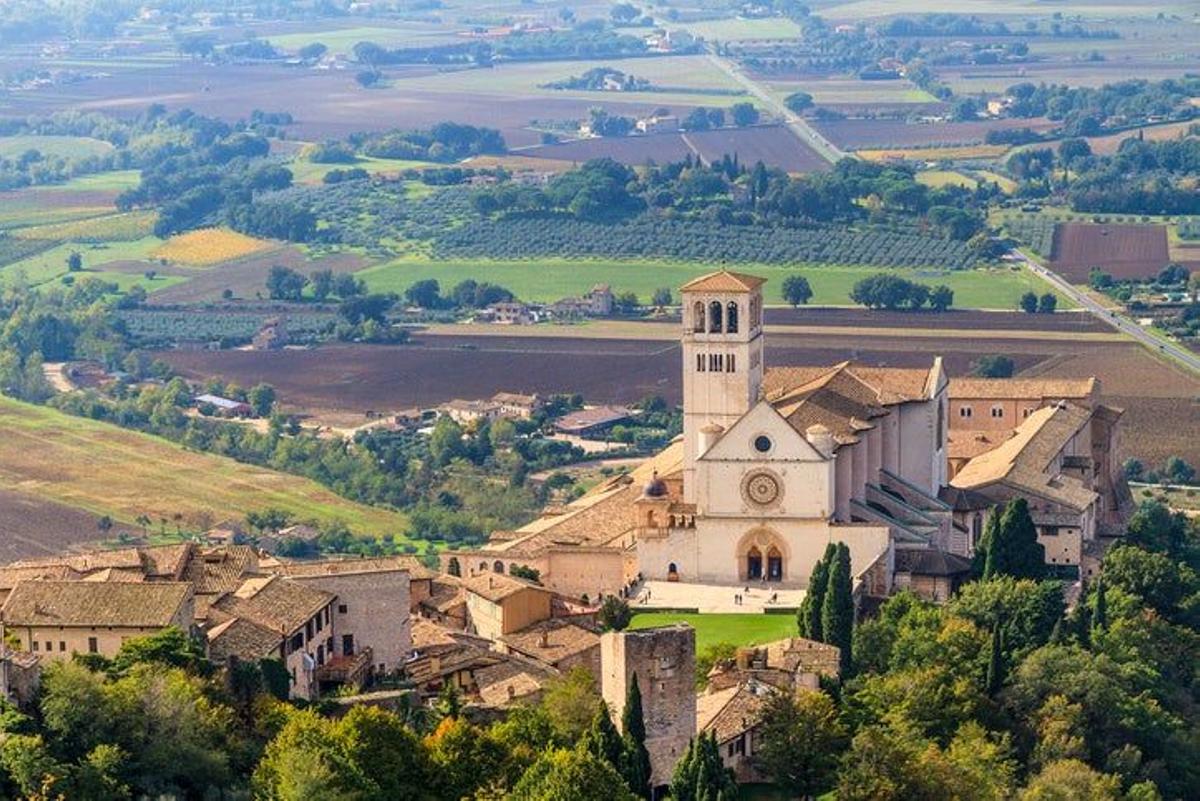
[[443, 270, 1129, 602]]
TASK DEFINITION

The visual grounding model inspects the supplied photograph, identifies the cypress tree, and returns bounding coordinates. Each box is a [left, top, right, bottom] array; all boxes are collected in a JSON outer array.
[[975, 508, 999, 578], [671, 732, 736, 801], [799, 543, 836, 640], [985, 622, 1004, 696], [581, 698, 624, 775], [984, 498, 1045, 580], [821, 543, 854, 675], [1092, 576, 1108, 636], [621, 673, 652, 799]]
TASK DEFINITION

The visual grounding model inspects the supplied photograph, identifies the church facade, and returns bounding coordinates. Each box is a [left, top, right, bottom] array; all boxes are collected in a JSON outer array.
[[636, 270, 952, 590]]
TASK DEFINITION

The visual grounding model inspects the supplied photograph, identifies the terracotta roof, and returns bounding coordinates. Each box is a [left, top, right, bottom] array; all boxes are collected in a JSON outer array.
[[138, 543, 194, 578], [500, 618, 600, 665], [206, 616, 282, 662], [422, 578, 466, 614], [948, 428, 1012, 462], [938, 485, 993, 512], [79, 567, 146, 583], [462, 572, 550, 603], [185, 546, 259, 595], [680, 270, 766, 293], [769, 364, 888, 445], [475, 657, 555, 707], [12, 547, 144, 573], [765, 361, 936, 407], [211, 575, 333, 634], [894, 548, 973, 577], [275, 556, 426, 579], [951, 403, 1099, 511], [0, 565, 79, 593], [697, 682, 771, 744], [1, 580, 191, 628], [762, 637, 841, 677], [948, 377, 1096, 401]]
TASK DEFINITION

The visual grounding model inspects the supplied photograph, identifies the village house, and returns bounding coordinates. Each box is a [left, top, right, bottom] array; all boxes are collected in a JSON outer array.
[[637, 115, 679, 134], [274, 557, 413, 676], [707, 637, 841, 694], [547, 284, 614, 318], [491, 391, 543, 419], [0, 580, 194, 661], [696, 680, 772, 782], [461, 572, 554, 641], [443, 398, 504, 425], [208, 575, 336, 700], [485, 300, 537, 325], [498, 616, 601, 675]]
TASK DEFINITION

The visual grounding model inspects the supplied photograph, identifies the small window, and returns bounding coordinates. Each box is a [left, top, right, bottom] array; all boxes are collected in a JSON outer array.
[[959, 406, 973, 418], [88, 637, 98, 653], [316, 614, 323, 633], [754, 435, 772, 453], [31, 641, 38, 652], [696, 353, 705, 372], [59, 641, 66, 652], [991, 406, 1004, 418], [709, 301, 723, 333], [1023, 408, 1033, 418], [726, 301, 739, 333], [726, 354, 736, 372], [45, 642, 51, 652], [338, 604, 348, 614]]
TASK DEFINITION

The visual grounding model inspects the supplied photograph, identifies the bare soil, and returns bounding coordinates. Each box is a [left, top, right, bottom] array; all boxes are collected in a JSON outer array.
[[811, 117, 1057, 150], [1050, 223, 1170, 283], [151, 248, 368, 303], [0, 488, 106, 563]]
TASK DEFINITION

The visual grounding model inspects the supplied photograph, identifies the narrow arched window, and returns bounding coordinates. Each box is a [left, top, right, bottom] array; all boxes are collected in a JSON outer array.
[[493, 560, 505, 574], [693, 301, 705, 332], [709, 301, 723, 333], [726, 301, 739, 333]]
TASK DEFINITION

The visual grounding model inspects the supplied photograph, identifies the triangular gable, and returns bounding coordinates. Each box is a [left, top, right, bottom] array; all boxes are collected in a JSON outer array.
[[699, 400, 828, 463]]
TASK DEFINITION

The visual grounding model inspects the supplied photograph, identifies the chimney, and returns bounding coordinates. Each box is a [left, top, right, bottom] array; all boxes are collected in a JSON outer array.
[[539, 630, 549, 648]]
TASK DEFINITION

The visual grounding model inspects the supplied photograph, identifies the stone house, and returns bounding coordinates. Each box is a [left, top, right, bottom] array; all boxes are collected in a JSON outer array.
[[461, 573, 553, 641]]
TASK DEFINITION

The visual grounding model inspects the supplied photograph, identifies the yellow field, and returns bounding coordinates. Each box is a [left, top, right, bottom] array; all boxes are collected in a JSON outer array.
[[12, 210, 157, 242], [858, 144, 1009, 162], [973, 170, 1018, 193], [152, 227, 273, 266], [916, 170, 977, 189]]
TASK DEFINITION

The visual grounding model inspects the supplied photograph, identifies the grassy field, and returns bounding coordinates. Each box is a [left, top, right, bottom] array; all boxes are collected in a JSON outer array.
[[43, 170, 142, 192], [916, 169, 977, 190], [0, 237, 163, 287], [767, 78, 935, 105], [268, 24, 459, 55], [673, 17, 805, 42], [629, 612, 797, 652], [289, 154, 441, 184], [0, 135, 114, 159], [358, 258, 1069, 310], [386, 55, 757, 107], [858, 144, 1010, 161], [12, 210, 157, 242], [0, 395, 410, 536]]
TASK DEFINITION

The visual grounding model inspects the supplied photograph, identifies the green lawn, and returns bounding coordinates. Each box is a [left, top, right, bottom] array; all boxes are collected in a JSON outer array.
[[0, 135, 114, 159], [268, 25, 458, 55], [43, 170, 143, 193], [630, 612, 797, 653], [289, 155, 442, 184], [0, 237, 165, 288], [358, 258, 1069, 310]]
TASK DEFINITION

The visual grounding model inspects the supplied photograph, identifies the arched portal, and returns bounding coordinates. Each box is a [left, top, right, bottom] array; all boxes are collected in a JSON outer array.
[[735, 527, 791, 583], [493, 560, 505, 574]]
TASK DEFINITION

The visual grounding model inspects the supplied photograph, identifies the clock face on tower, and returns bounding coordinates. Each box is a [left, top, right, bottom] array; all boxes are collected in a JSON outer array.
[[742, 470, 781, 507]]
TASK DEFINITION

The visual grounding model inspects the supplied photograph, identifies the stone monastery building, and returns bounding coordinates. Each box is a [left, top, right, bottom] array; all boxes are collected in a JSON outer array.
[[444, 271, 1129, 601]]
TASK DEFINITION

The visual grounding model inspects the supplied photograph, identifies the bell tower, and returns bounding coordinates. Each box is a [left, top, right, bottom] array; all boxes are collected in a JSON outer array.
[[679, 271, 765, 502]]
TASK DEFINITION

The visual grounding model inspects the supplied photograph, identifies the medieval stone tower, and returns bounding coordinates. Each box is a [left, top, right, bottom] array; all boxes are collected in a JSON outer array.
[[601, 624, 697, 794], [680, 271, 766, 502]]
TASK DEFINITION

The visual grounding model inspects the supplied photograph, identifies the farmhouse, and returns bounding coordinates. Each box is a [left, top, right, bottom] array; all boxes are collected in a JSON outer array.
[[443, 271, 1126, 603], [491, 391, 542, 418], [554, 405, 633, 436], [443, 397, 504, 424], [193, 393, 252, 417]]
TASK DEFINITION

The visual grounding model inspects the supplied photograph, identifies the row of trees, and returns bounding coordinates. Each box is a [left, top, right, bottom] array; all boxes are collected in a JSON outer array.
[[850, 273, 954, 311]]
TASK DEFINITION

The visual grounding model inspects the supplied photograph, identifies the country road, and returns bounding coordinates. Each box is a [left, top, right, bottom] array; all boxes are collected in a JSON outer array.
[[705, 52, 846, 164], [1015, 249, 1200, 376]]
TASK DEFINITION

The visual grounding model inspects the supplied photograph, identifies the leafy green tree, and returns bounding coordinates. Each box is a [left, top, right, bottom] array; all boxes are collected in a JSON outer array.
[[580, 699, 623, 775], [247, 383, 276, 417], [1018, 759, 1122, 801], [730, 102, 759, 127], [670, 730, 736, 801], [948, 577, 1063, 663], [621, 674, 651, 799], [404, 279, 442, 309], [426, 716, 508, 800], [986, 623, 1005, 696], [785, 91, 814, 113], [428, 416, 465, 466], [651, 287, 672, 307], [265, 265, 307, 301], [929, 284, 954, 312], [511, 746, 638, 801], [983, 499, 1045, 581], [1020, 291, 1039, 313], [798, 543, 835, 640], [1101, 545, 1194, 619], [542, 667, 600, 743], [971, 355, 1015, 378], [1091, 576, 1108, 636], [67, 252, 83, 272], [1038, 293, 1058, 314], [754, 689, 846, 799], [108, 627, 208, 677], [1124, 500, 1193, 561], [821, 542, 854, 674], [782, 274, 813, 307], [598, 595, 632, 631], [309, 269, 334, 301]]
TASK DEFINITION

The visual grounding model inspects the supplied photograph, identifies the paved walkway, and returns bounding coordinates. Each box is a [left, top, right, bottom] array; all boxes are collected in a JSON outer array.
[[633, 580, 806, 614]]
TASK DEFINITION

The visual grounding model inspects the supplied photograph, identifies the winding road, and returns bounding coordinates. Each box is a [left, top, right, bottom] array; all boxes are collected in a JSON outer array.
[[1014, 248, 1200, 376]]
